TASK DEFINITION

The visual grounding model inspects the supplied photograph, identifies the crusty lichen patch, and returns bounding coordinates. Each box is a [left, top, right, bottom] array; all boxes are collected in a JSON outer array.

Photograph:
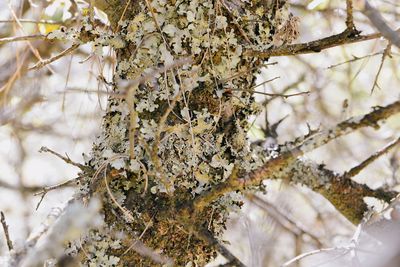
[[79, 0, 299, 265]]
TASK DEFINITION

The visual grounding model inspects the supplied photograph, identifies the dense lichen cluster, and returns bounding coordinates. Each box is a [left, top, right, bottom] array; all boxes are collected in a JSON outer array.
[[75, 0, 299, 265], [91, 0, 297, 193]]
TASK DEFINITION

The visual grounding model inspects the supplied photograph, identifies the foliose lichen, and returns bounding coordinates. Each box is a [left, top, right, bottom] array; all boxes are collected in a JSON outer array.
[[75, 0, 299, 265]]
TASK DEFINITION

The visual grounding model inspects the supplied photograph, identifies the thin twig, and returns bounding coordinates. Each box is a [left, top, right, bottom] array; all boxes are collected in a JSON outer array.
[[151, 90, 182, 193], [371, 43, 391, 93], [122, 218, 153, 255], [246, 194, 323, 247], [0, 211, 13, 251], [39, 146, 89, 171], [104, 163, 135, 223], [139, 161, 149, 196], [29, 43, 80, 70], [220, 0, 252, 44], [250, 76, 281, 90], [127, 85, 138, 160], [281, 247, 346, 267], [246, 29, 382, 58], [0, 34, 47, 45], [0, 19, 61, 25], [218, 62, 278, 85], [296, 101, 400, 155], [345, 137, 400, 178], [327, 51, 383, 69], [233, 77, 308, 98], [244, 89, 310, 98], [143, 0, 171, 51], [6, 3, 52, 73], [34, 177, 81, 197], [34, 177, 81, 210], [262, 75, 307, 106], [116, 0, 132, 32], [89, 154, 128, 195]]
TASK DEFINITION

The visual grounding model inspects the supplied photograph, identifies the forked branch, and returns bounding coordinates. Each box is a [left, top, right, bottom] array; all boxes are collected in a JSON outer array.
[[194, 100, 400, 223]]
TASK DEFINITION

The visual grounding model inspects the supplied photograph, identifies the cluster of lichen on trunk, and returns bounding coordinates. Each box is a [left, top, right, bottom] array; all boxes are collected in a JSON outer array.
[[69, 0, 299, 265]]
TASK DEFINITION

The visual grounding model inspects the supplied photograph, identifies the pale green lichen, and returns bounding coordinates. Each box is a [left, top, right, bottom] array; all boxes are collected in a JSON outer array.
[[73, 0, 298, 265]]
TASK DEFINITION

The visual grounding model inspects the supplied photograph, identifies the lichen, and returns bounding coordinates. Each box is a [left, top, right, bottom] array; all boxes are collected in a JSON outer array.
[[75, 0, 299, 265]]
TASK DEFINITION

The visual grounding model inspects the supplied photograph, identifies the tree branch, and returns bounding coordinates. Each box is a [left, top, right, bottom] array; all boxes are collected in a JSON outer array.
[[1, 211, 13, 251], [195, 226, 246, 267], [284, 159, 397, 224], [194, 100, 400, 223], [0, 34, 47, 45], [29, 44, 80, 70], [345, 137, 400, 178], [246, 194, 323, 247], [245, 29, 382, 58], [360, 0, 400, 49], [295, 101, 400, 154], [346, 0, 356, 30], [39, 146, 90, 172]]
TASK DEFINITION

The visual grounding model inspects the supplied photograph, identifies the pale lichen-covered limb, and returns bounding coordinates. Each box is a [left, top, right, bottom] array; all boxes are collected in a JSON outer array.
[[284, 159, 397, 224], [292, 100, 400, 154], [195, 101, 400, 224], [8, 199, 101, 267]]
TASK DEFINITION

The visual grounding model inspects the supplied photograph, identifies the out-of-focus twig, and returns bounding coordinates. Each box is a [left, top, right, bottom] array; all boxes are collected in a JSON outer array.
[[246, 193, 323, 247], [251, 90, 310, 98], [0, 34, 47, 45], [360, 0, 400, 49], [0, 19, 61, 25], [0, 179, 41, 193], [327, 51, 384, 69], [281, 247, 347, 267]]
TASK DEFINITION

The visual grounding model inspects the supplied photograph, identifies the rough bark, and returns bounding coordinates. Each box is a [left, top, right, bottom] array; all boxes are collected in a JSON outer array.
[[23, 0, 395, 266], [74, 0, 300, 265]]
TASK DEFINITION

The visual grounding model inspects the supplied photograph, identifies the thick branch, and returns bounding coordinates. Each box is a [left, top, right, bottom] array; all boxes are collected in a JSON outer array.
[[285, 159, 396, 224], [194, 100, 400, 223], [296, 101, 400, 154]]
